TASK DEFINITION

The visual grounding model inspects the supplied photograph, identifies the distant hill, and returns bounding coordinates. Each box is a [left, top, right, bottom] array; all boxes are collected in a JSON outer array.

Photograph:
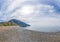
[[9, 19, 30, 27], [0, 19, 30, 27], [0, 22, 17, 26]]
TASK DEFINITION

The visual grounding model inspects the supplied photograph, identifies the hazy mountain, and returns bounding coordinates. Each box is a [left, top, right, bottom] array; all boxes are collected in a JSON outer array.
[[0, 19, 30, 27], [9, 19, 30, 27]]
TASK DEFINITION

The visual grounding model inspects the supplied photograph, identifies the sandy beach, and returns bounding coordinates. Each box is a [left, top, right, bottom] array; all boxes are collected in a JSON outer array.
[[0, 26, 60, 42]]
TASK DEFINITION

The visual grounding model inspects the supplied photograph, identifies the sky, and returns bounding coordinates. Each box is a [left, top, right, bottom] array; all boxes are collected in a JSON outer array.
[[0, 0, 60, 32]]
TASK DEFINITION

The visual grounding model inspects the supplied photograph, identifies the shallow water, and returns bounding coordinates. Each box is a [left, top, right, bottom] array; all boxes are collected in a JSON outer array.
[[26, 26, 60, 32]]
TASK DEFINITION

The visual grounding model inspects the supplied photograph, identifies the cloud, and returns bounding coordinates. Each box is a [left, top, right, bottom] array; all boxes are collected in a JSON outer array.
[[0, 0, 60, 32], [12, 4, 60, 32]]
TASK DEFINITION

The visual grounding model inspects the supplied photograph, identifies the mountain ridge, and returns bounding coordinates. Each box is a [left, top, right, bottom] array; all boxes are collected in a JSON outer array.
[[9, 19, 30, 27], [0, 19, 30, 27]]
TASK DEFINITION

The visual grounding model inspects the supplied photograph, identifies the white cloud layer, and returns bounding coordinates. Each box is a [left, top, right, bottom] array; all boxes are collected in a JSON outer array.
[[11, 4, 60, 32], [0, 0, 60, 32]]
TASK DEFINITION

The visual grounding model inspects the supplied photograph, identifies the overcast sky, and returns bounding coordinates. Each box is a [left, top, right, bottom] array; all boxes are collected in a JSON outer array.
[[0, 0, 60, 32]]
